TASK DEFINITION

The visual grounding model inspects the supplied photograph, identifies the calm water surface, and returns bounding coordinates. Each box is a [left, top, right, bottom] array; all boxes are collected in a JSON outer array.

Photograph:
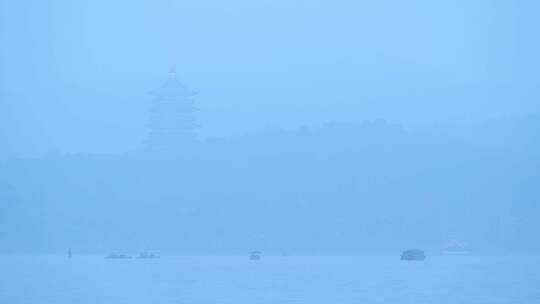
[[1, 255, 539, 304]]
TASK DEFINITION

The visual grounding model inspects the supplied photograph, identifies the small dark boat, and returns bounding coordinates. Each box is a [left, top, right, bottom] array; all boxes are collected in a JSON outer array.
[[250, 251, 261, 261], [401, 249, 426, 261]]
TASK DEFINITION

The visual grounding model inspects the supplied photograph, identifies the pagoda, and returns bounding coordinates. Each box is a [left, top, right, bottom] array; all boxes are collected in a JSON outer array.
[[146, 70, 198, 151]]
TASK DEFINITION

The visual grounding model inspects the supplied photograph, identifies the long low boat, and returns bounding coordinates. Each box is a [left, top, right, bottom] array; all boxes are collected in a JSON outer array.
[[106, 253, 132, 259]]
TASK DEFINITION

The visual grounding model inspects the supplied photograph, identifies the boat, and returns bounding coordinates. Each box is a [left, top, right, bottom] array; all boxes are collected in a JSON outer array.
[[443, 240, 469, 255], [401, 249, 426, 261], [106, 253, 132, 259], [137, 252, 160, 259], [250, 251, 262, 261]]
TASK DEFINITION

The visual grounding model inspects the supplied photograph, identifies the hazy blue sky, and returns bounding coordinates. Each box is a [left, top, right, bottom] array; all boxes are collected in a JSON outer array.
[[1, 0, 539, 158]]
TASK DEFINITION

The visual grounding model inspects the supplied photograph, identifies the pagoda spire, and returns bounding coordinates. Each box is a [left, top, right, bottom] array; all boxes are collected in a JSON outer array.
[[168, 66, 177, 79]]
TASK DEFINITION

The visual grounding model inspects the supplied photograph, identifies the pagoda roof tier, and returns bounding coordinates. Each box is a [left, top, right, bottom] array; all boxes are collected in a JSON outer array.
[[150, 78, 197, 99], [150, 104, 198, 113], [146, 121, 199, 130]]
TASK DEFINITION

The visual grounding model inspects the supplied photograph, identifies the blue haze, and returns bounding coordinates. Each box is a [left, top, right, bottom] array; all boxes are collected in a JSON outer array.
[[1, 0, 539, 157], [0, 1, 540, 303]]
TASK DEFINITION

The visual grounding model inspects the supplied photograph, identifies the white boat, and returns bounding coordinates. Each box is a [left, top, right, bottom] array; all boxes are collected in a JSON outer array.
[[443, 240, 469, 255]]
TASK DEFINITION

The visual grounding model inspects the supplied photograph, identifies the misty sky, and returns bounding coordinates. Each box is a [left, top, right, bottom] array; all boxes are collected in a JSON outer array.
[[1, 0, 539, 158]]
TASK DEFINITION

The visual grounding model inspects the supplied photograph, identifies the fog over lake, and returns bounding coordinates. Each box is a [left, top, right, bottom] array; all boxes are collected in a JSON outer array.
[[1, 1, 539, 303]]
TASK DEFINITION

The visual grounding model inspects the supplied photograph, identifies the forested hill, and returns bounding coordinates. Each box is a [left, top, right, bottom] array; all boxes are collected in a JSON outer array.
[[1, 117, 538, 255]]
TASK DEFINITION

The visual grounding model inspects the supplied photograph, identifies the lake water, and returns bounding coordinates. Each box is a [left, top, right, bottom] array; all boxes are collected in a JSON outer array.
[[1, 255, 539, 304]]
